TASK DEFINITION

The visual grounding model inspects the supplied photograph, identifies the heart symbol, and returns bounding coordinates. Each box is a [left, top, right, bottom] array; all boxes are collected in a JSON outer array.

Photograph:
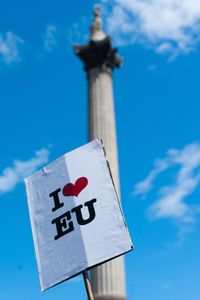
[[62, 177, 88, 197]]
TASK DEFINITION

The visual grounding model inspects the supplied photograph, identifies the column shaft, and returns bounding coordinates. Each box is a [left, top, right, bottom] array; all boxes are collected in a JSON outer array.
[[88, 67, 126, 300]]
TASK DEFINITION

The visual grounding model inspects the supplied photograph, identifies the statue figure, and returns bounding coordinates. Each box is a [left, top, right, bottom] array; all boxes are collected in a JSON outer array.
[[90, 5, 106, 41]]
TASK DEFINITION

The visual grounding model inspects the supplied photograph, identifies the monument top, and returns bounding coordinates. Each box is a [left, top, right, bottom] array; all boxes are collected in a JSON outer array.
[[90, 5, 106, 42], [73, 5, 122, 71]]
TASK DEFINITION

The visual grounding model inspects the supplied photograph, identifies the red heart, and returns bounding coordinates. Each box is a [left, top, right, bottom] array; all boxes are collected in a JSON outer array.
[[62, 177, 88, 197]]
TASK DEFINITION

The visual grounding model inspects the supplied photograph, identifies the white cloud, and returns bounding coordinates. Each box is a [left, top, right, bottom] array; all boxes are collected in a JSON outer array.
[[134, 157, 170, 196], [44, 25, 57, 51], [67, 17, 89, 45], [173, 223, 195, 247], [134, 143, 200, 222], [102, 0, 200, 55], [0, 148, 50, 194], [0, 32, 24, 64]]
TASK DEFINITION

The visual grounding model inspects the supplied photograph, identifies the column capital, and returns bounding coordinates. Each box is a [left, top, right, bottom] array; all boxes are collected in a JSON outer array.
[[74, 37, 122, 72]]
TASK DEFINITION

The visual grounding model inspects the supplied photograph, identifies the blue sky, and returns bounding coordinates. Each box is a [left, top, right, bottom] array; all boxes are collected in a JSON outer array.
[[1, 0, 200, 300]]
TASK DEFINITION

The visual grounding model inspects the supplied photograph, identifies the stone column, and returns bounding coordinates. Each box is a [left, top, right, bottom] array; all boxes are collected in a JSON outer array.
[[88, 67, 119, 192], [88, 67, 126, 300], [74, 6, 127, 300]]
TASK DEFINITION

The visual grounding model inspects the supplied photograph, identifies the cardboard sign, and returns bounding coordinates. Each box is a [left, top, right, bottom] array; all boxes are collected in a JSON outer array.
[[25, 139, 133, 291]]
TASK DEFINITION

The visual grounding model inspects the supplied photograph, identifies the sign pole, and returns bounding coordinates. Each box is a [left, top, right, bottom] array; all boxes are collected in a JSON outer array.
[[83, 270, 94, 300]]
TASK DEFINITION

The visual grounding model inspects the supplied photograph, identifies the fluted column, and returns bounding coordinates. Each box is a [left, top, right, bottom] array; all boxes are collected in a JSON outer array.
[[88, 68, 119, 193], [74, 5, 127, 300], [88, 67, 126, 300]]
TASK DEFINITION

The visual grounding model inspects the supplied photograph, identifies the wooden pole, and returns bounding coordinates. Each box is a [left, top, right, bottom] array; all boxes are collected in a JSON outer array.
[[83, 270, 94, 300]]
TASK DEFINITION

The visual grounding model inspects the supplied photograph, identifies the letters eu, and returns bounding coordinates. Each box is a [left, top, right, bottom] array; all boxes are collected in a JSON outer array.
[[49, 188, 97, 240]]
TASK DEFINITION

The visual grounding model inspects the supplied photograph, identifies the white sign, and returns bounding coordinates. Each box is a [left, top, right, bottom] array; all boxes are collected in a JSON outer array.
[[25, 139, 133, 291]]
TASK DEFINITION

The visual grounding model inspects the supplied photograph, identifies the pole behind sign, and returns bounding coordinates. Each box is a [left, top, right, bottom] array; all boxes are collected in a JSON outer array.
[[83, 270, 94, 300]]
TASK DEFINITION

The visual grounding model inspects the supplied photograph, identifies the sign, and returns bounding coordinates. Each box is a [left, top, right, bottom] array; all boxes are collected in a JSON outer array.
[[25, 139, 133, 291]]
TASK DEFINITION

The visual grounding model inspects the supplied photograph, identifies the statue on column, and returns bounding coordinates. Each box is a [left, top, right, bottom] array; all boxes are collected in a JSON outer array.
[[90, 5, 106, 42]]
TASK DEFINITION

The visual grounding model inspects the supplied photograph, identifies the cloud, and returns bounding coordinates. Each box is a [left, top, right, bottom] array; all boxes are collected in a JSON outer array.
[[44, 25, 57, 51], [101, 0, 200, 55], [0, 32, 24, 64], [134, 157, 170, 196], [173, 223, 195, 247], [0, 148, 50, 194], [134, 143, 200, 222], [67, 17, 89, 45]]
